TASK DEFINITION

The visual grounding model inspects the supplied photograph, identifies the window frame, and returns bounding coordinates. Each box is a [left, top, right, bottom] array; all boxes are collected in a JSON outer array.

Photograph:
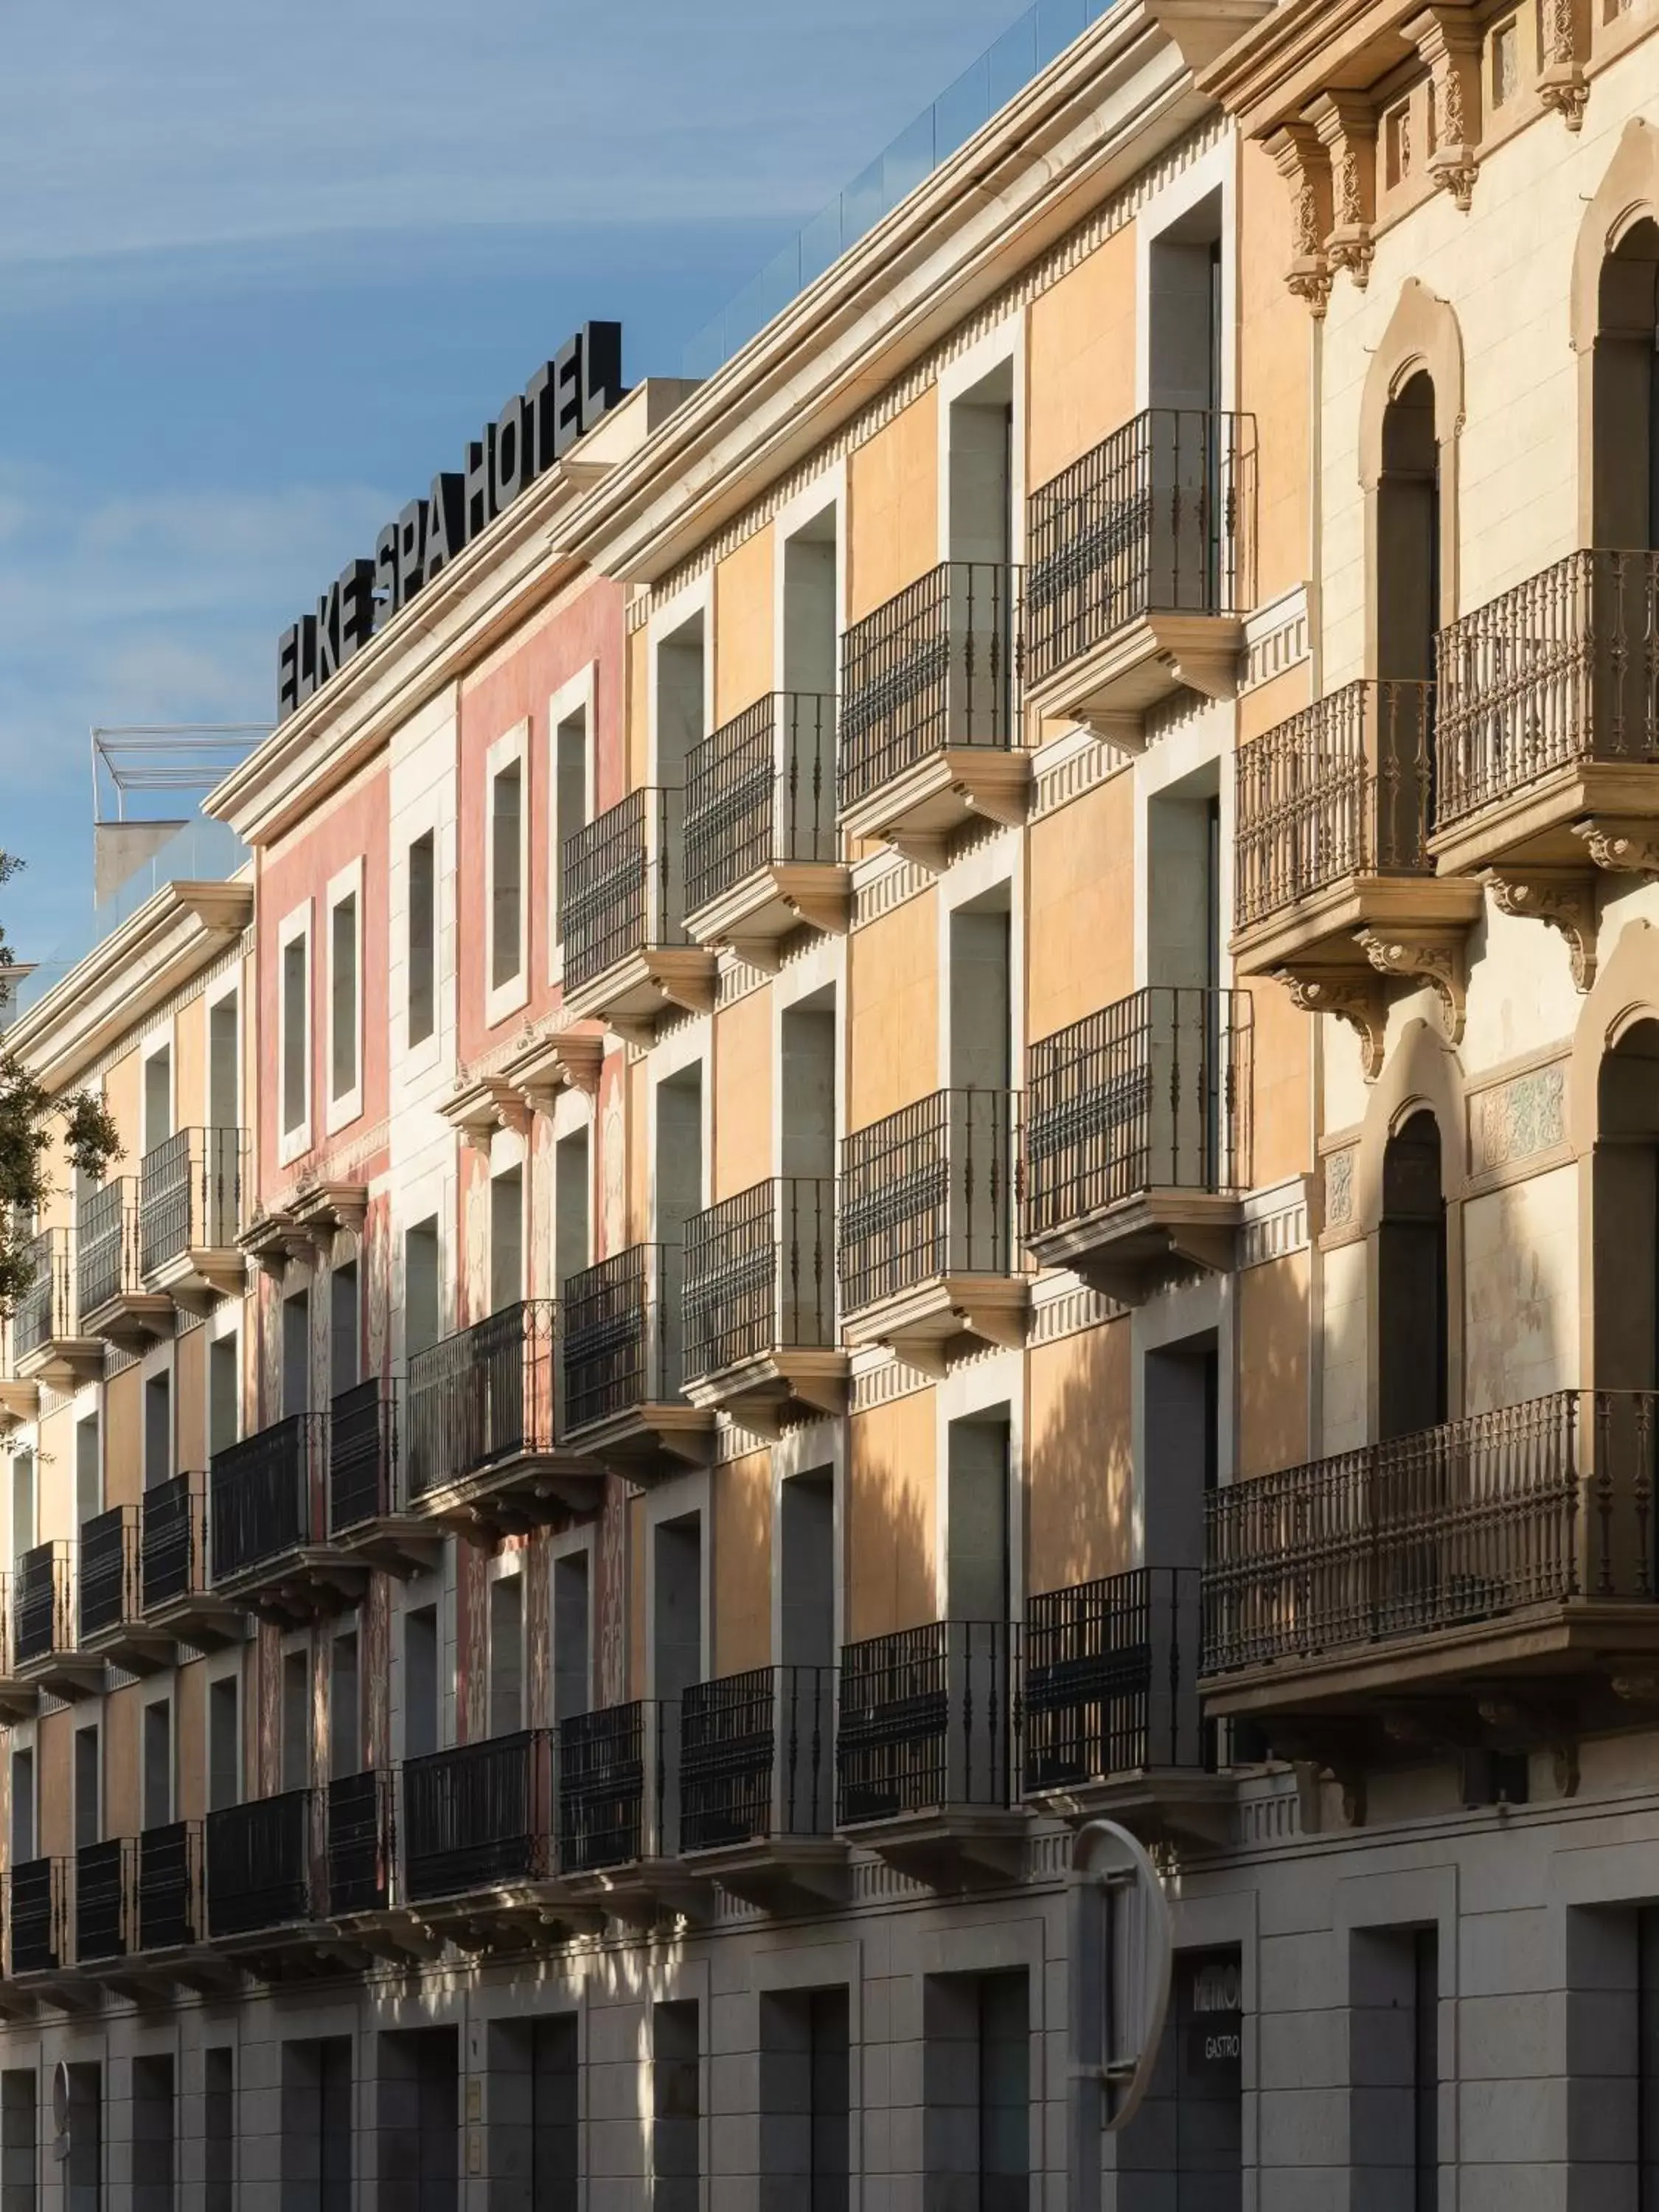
[[276, 901, 314, 1165], [546, 664, 597, 987], [484, 721, 531, 1029], [324, 857, 365, 1135]]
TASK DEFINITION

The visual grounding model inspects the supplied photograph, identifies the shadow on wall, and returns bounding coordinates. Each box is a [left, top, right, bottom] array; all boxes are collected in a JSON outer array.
[[1025, 1318, 1135, 1596]]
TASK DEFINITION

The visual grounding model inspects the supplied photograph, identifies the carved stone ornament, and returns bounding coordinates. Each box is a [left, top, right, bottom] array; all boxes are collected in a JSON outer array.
[[1402, 9, 1484, 212], [1307, 93, 1377, 293], [1537, 0, 1589, 131], [1354, 924, 1467, 1046], [1572, 818, 1659, 877], [1483, 868, 1599, 991], [1265, 124, 1333, 319], [1272, 967, 1388, 1081]]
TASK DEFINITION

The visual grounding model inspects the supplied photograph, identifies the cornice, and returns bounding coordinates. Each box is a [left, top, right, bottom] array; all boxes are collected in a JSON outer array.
[[6, 880, 253, 1096], [1197, 0, 1475, 138]]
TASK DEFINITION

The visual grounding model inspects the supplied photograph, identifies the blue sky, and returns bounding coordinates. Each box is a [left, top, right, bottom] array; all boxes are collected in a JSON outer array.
[[0, 0, 1024, 961]]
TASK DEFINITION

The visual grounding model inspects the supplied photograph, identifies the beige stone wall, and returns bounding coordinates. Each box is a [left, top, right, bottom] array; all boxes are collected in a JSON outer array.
[[846, 1391, 936, 1641], [846, 390, 938, 624], [1026, 772, 1136, 1045], [713, 526, 775, 728], [713, 987, 774, 1202], [847, 890, 939, 1129], [1024, 222, 1138, 491], [1238, 1252, 1310, 1478], [1463, 1166, 1579, 1416], [1026, 1321, 1133, 1594], [713, 1451, 773, 1677]]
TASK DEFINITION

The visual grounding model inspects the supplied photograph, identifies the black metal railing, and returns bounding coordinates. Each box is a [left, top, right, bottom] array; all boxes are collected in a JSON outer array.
[[78, 1506, 139, 1641], [1025, 990, 1251, 1238], [562, 787, 692, 992], [684, 693, 839, 915], [139, 1126, 244, 1276], [210, 1414, 324, 1582], [406, 1302, 557, 1500], [680, 1665, 835, 1853], [327, 1769, 394, 1916], [557, 1701, 662, 1873], [142, 1470, 207, 1610], [9, 1857, 67, 1974], [838, 562, 1020, 811], [1025, 409, 1255, 686], [837, 1621, 1018, 1826], [403, 1731, 551, 1901], [15, 1540, 74, 1665], [137, 1820, 201, 1952], [1234, 678, 1435, 931], [330, 1377, 400, 1531], [684, 1179, 835, 1384], [1023, 1568, 1208, 1793], [206, 1790, 315, 1936], [840, 1088, 1019, 1315], [1436, 549, 1659, 825], [0, 1573, 13, 1675], [1203, 1390, 1659, 1675], [562, 1248, 684, 1433], [13, 1229, 75, 1361], [74, 1837, 132, 1963], [77, 1178, 142, 1320]]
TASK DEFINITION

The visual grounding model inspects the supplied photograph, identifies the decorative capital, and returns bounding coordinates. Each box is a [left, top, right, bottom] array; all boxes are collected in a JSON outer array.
[[1306, 92, 1377, 291], [1538, 0, 1589, 131], [1264, 123, 1334, 319], [1483, 868, 1599, 991], [1402, 7, 1484, 212], [1354, 924, 1467, 1046]]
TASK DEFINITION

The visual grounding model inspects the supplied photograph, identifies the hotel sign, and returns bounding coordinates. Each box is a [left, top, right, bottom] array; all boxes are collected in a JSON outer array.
[[276, 320, 624, 720]]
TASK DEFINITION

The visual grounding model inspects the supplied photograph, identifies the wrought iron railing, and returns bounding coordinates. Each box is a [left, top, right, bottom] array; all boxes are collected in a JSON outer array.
[[137, 1820, 201, 1952], [557, 1701, 669, 1873], [1203, 1391, 1659, 1675], [840, 1088, 1019, 1315], [684, 693, 839, 915], [1023, 1568, 1208, 1793], [327, 1769, 394, 1916], [15, 1540, 74, 1665], [9, 1857, 67, 1974], [78, 1506, 139, 1641], [77, 1178, 142, 1320], [403, 1731, 552, 1901], [1025, 990, 1251, 1238], [1025, 409, 1255, 684], [1436, 549, 1659, 825], [406, 1302, 557, 1500], [683, 1179, 835, 1384], [139, 1126, 245, 1275], [562, 788, 692, 992], [837, 1620, 1018, 1826], [0, 1574, 13, 1675], [562, 1248, 685, 1433], [142, 1470, 207, 1610], [838, 562, 1020, 811], [330, 1377, 400, 1531], [206, 1790, 316, 1936], [74, 1837, 132, 1963], [1234, 679, 1435, 931], [680, 1665, 835, 1853], [210, 1414, 325, 1581], [13, 1229, 75, 1361]]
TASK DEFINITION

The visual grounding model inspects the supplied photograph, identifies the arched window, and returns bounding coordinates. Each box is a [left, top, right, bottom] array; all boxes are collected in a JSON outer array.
[[1594, 1019, 1659, 1392], [1589, 220, 1659, 552], [1378, 1109, 1447, 1441]]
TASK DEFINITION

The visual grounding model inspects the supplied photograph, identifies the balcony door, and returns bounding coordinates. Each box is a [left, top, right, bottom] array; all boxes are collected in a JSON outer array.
[[1591, 218, 1659, 551], [1377, 1111, 1448, 1443], [1375, 371, 1439, 855], [1596, 1020, 1659, 1408], [947, 1415, 1009, 1627]]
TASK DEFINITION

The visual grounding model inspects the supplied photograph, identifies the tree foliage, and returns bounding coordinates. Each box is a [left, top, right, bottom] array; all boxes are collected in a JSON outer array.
[[0, 850, 122, 1315]]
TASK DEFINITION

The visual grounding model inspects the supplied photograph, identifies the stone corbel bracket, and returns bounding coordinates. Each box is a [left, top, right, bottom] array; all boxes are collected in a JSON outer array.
[[1307, 92, 1377, 292], [1356, 925, 1468, 1047], [1403, 8, 1484, 212], [1537, 0, 1589, 131], [1273, 967, 1390, 1082], [1572, 817, 1659, 877], [1484, 867, 1599, 991], [1264, 122, 1334, 319]]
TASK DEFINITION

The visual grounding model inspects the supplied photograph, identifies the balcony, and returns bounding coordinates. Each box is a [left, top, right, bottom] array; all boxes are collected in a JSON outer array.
[[210, 1413, 364, 1622], [1231, 680, 1482, 1078], [836, 1621, 1026, 1887], [1022, 1568, 1229, 1846], [136, 1821, 204, 1956], [11, 1229, 102, 1389], [205, 1790, 318, 1947], [561, 1249, 715, 1472], [1025, 988, 1251, 1304], [1024, 408, 1255, 744], [556, 1701, 708, 1922], [327, 1378, 434, 1573], [683, 693, 849, 966], [406, 1301, 602, 1526], [14, 1540, 100, 1700], [8, 1858, 68, 1979], [839, 1088, 1026, 1370], [0, 1320, 38, 1430], [1202, 1391, 1659, 1784], [682, 1178, 845, 1429], [678, 1665, 846, 1910], [0, 1577, 35, 1722], [560, 789, 717, 1046], [140, 1470, 239, 1648], [77, 1505, 172, 1674], [838, 561, 1026, 866], [325, 1770, 422, 1953], [74, 1838, 131, 1965], [76, 1179, 171, 1348], [1432, 550, 1659, 976], [139, 1126, 246, 1311], [400, 1731, 589, 1944]]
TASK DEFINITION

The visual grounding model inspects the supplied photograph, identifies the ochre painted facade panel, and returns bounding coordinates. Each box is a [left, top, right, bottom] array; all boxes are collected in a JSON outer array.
[[104, 1365, 142, 1506], [846, 390, 939, 624], [713, 1451, 773, 1678], [1026, 772, 1135, 1046], [1027, 1321, 1133, 1593], [1237, 1251, 1310, 1479], [1245, 978, 1310, 1192], [714, 526, 776, 728], [1025, 223, 1138, 491], [1239, 136, 1310, 608], [847, 891, 939, 1130], [714, 987, 774, 1201], [846, 1390, 936, 1641]]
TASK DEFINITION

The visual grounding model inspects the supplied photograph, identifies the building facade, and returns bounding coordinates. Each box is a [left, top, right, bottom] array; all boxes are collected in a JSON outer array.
[[10, 0, 1659, 2205]]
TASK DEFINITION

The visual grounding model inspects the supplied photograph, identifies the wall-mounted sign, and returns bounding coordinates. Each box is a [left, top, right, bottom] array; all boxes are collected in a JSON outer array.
[[276, 320, 623, 721], [1068, 1819, 1174, 2212], [1183, 1953, 1243, 2084]]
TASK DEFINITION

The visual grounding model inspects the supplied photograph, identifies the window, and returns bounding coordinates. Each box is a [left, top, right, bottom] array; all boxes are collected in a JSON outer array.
[[489, 1574, 524, 1737], [1491, 16, 1520, 105], [408, 830, 436, 1048], [282, 2039, 351, 2212], [74, 1725, 101, 1849], [490, 1166, 524, 1313], [552, 702, 588, 948], [653, 2000, 700, 2212], [760, 1989, 849, 2212], [553, 1548, 591, 1725], [405, 1218, 441, 1360], [924, 1972, 1029, 2212], [490, 757, 524, 993], [142, 1045, 173, 1158], [330, 1263, 358, 1396], [9, 1748, 32, 1863], [205, 2048, 234, 2212], [330, 1632, 360, 1778], [143, 1701, 173, 1830], [329, 883, 360, 1109], [281, 922, 310, 1144], [75, 1413, 101, 1527], [11, 1450, 34, 1562], [209, 992, 239, 1131], [209, 1674, 240, 1811], [209, 1332, 240, 1458], [282, 1291, 310, 1418], [554, 1130, 590, 1295], [404, 1604, 439, 1759], [131, 2054, 174, 2212], [281, 1649, 310, 1793], [144, 1370, 171, 1490]]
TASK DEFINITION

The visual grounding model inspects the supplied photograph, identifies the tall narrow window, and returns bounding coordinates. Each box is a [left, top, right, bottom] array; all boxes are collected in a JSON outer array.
[[405, 1604, 439, 1760], [75, 1413, 101, 1527], [330, 1632, 360, 1779], [209, 1332, 240, 1458], [142, 1701, 172, 1830], [282, 1291, 310, 1419], [490, 1166, 524, 1313], [74, 1725, 101, 1850], [282, 932, 309, 1138], [205, 2048, 234, 2212], [554, 1130, 590, 1295], [491, 760, 524, 990], [553, 706, 588, 941], [209, 994, 239, 1131], [490, 1576, 524, 1738], [553, 1549, 591, 1725], [143, 1046, 173, 1157], [9, 1748, 33, 1863], [330, 888, 358, 1105], [208, 1675, 240, 1811], [11, 1450, 34, 1562], [281, 1649, 310, 1793], [132, 2055, 175, 2212], [408, 830, 436, 1047], [330, 1263, 358, 1396], [144, 1371, 171, 1490], [405, 1219, 441, 1360]]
